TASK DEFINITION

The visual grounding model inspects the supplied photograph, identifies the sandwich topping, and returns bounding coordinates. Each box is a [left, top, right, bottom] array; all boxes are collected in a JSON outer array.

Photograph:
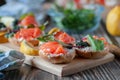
[[76, 35, 107, 52], [14, 28, 42, 41], [39, 41, 66, 55], [54, 31, 75, 44]]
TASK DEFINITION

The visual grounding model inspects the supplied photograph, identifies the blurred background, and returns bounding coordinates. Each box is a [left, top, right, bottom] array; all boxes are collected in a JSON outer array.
[[0, 0, 120, 34], [0, 0, 119, 17]]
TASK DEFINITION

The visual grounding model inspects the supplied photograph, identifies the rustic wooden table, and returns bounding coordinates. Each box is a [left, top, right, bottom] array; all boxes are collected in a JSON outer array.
[[1, 20, 120, 80]]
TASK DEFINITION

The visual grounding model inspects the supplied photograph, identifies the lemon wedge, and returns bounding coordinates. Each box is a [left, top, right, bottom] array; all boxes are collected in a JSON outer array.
[[20, 40, 39, 56], [48, 27, 60, 34]]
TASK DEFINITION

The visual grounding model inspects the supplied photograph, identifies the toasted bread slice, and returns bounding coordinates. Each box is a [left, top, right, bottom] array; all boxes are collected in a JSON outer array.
[[39, 49, 76, 64], [75, 47, 108, 59], [9, 37, 39, 46]]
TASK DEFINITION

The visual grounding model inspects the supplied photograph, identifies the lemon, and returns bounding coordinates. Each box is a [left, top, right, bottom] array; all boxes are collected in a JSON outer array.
[[20, 40, 39, 56], [48, 27, 60, 34], [106, 6, 120, 36]]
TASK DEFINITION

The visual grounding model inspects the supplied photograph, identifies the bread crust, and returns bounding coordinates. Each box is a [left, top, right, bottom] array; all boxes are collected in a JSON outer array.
[[9, 37, 39, 46], [39, 49, 76, 64], [75, 47, 108, 59]]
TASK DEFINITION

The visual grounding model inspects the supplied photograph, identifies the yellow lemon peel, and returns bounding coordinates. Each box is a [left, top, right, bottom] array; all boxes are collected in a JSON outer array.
[[106, 6, 120, 36], [48, 27, 60, 34], [20, 40, 39, 56]]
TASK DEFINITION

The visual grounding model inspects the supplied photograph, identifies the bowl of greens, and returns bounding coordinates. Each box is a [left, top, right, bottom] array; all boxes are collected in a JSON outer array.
[[48, 5, 104, 34]]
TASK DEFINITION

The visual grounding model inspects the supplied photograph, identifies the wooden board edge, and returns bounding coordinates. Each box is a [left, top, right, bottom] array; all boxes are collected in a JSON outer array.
[[31, 57, 63, 76], [61, 53, 114, 76], [0, 45, 115, 77]]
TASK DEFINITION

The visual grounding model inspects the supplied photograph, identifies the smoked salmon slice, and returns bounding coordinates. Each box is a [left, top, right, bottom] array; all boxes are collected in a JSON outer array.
[[20, 14, 38, 27], [14, 28, 42, 41], [54, 31, 75, 44], [39, 41, 66, 54]]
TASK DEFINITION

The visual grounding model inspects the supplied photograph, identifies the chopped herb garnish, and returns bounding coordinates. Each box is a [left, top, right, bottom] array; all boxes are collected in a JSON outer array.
[[37, 34, 54, 42], [19, 12, 34, 20], [37, 33, 73, 49], [39, 25, 45, 31], [39, 21, 48, 31], [54, 5, 95, 32], [87, 35, 104, 51]]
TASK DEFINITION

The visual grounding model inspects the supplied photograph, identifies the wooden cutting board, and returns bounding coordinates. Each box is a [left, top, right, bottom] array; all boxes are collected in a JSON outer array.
[[0, 43, 114, 76]]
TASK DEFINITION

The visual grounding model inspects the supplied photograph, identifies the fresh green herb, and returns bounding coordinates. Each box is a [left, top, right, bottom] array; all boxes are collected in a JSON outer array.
[[39, 25, 45, 31], [62, 9, 95, 31], [37, 34, 54, 42], [87, 35, 104, 51], [39, 21, 48, 31], [37, 33, 73, 49], [19, 12, 34, 20], [55, 5, 95, 32]]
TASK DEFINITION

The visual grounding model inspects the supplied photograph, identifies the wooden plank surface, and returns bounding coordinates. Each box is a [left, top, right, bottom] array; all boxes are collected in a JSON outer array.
[[32, 54, 114, 76], [1, 22, 120, 79], [0, 43, 114, 76]]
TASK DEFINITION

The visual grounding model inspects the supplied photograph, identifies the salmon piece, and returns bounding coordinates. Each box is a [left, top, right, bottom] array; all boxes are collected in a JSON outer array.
[[54, 31, 75, 44], [14, 28, 42, 41], [39, 41, 66, 54], [20, 15, 38, 27]]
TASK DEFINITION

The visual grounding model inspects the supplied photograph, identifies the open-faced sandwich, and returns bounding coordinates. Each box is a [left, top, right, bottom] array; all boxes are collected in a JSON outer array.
[[19, 13, 39, 28], [5, 13, 44, 46], [49, 28, 75, 45], [37, 28, 76, 63], [9, 27, 42, 46], [38, 28, 75, 47], [75, 35, 108, 59], [39, 41, 76, 64]]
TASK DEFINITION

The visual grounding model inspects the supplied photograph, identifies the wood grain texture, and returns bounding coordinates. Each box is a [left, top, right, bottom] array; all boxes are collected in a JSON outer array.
[[32, 53, 114, 76], [0, 41, 114, 77], [1, 21, 120, 80]]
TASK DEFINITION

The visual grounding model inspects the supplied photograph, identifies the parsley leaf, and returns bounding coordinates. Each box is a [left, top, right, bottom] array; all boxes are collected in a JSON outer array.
[[87, 35, 104, 51]]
